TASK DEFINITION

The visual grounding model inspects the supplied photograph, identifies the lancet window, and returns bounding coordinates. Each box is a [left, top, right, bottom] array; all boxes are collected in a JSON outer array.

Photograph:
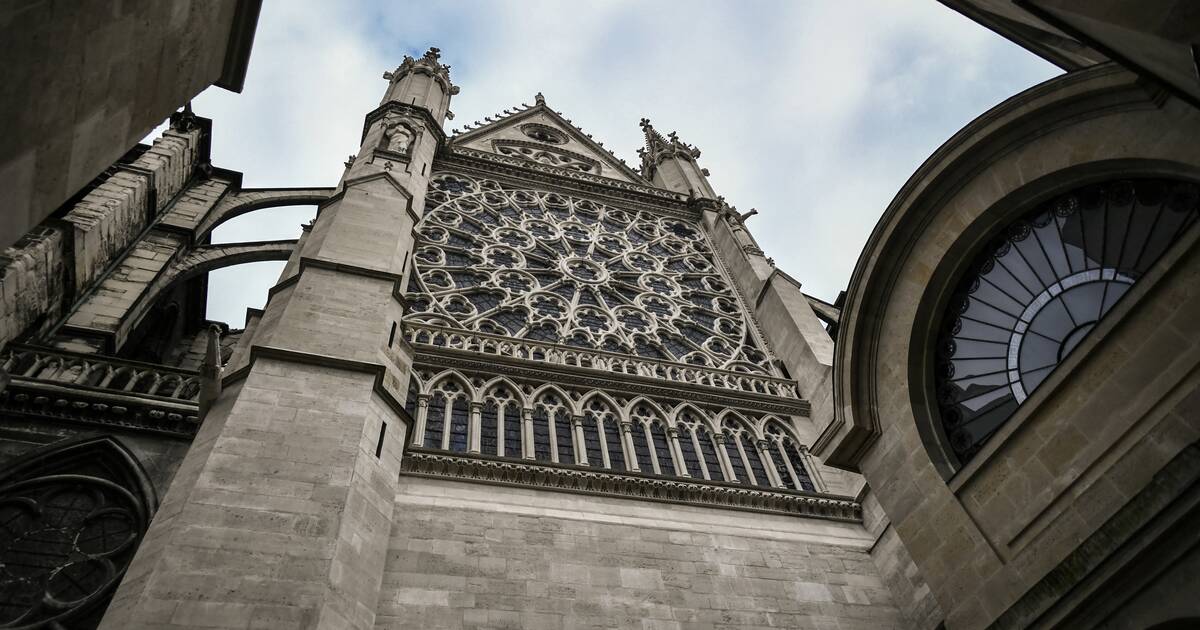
[[531, 390, 573, 464], [722, 418, 770, 487], [764, 420, 816, 492], [581, 397, 622, 469], [628, 403, 675, 476], [423, 377, 470, 451], [481, 383, 522, 458], [675, 408, 723, 481]]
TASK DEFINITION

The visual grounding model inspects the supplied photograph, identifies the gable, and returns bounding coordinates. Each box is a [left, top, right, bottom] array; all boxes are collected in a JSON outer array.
[[453, 106, 644, 184]]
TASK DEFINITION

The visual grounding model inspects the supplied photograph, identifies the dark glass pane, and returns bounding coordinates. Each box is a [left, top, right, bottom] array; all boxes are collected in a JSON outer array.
[[554, 410, 575, 464], [677, 429, 702, 477], [650, 423, 675, 476], [725, 435, 750, 484], [481, 404, 498, 455], [424, 394, 446, 448], [582, 416, 604, 467], [739, 434, 771, 488], [784, 442, 816, 492], [503, 404, 523, 458], [699, 432, 724, 481], [633, 424, 655, 473], [603, 418, 626, 470], [532, 408, 553, 462], [448, 399, 469, 453]]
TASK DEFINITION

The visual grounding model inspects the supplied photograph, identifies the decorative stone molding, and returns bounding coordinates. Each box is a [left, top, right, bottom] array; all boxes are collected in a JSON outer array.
[[0, 345, 201, 436], [400, 449, 861, 521], [441, 149, 692, 213], [406, 323, 806, 414]]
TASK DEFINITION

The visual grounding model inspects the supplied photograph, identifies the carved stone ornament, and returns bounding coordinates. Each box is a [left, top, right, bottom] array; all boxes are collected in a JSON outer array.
[[0, 437, 155, 628], [401, 449, 858, 521]]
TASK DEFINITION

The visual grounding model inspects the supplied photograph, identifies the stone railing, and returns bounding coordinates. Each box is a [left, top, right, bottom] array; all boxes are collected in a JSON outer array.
[[404, 322, 800, 400], [0, 345, 201, 437], [2, 345, 201, 403]]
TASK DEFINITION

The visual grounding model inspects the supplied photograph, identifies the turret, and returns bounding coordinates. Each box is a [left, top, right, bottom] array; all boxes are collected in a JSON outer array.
[[381, 47, 459, 124], [637, 118, 716, 199]]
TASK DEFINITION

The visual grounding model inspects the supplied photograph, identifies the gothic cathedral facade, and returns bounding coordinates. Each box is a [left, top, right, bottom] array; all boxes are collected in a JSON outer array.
[[1, 30, 1199, 630]]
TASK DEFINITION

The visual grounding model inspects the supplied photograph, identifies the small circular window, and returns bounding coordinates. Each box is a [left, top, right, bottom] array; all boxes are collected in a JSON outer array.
[[520, 123, 567, 145], [935, 178, 1199, 463]]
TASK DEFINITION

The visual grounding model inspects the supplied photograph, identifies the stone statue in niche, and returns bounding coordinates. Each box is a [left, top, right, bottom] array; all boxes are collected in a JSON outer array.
[[380, 116, 415, 156]]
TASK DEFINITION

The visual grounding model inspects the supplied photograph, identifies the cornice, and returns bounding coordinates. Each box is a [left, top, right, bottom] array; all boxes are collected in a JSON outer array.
[[400, 449, 862, 522], [436, 149, 697, 220], [0, 379, 199, 439]]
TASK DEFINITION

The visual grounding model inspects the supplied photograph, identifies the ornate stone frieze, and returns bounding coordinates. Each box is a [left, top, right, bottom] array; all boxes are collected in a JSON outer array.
[[440, 148, 693, 215], [0, 345, 200, 437], [400, 449, 861, 521]]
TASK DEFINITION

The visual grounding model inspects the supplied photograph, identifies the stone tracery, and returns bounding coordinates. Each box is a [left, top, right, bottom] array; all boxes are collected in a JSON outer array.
[[407, 173, 773, 375], [403, 368, 821, 493]]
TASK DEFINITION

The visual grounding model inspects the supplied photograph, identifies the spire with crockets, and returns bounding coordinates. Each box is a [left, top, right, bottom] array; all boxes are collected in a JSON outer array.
[[636, 118, 713, 198]]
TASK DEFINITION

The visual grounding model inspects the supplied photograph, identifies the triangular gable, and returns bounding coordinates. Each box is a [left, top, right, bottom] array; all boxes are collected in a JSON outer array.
[[451, 97, 647, 184]]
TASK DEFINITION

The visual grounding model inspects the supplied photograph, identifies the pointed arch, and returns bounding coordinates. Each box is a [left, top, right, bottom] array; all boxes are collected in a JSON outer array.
[[0, 436, 156, 628], [529, 385, 575, 464], [422, 371, 474, 451], [763, 416, 817, 492], [671, 403, 720, 480], [479, 377, 524, 458], [579, 391, 625, 470], [625, 397, 675, 475], [527, 383, 580, 415], [714, 410, 770, 487]]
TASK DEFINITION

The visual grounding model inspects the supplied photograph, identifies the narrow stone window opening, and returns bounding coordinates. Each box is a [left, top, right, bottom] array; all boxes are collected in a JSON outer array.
[[388, 321, 397, 346], [376, 422, 387, 458]]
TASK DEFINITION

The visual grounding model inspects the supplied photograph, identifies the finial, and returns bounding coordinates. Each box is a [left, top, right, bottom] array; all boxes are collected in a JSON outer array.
[[535, 92, 546, 106]]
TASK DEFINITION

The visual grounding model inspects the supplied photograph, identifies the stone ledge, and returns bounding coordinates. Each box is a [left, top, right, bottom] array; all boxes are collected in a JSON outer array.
[[400, 449, 861, 522]]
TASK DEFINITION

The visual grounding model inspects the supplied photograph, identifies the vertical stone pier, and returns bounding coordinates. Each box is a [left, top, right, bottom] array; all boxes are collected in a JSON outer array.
[[100, 49, 457, 629]]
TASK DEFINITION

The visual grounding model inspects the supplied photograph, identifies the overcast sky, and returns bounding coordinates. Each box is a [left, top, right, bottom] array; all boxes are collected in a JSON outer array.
[[193, 0, 1060, 327]]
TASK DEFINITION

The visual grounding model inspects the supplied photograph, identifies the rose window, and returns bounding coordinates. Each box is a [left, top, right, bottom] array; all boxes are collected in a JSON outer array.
[[0, 476, 145, 628], [407, 173, 773, 373]]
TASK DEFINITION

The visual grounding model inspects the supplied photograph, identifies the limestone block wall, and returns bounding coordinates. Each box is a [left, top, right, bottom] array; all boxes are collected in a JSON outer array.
[[377, 476, 907, 630], [61, 128, 201, 293], [0, 226, 68, 344]]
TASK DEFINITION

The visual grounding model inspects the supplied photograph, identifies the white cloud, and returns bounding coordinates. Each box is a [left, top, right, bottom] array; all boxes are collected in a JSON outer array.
[[185, 0, 1059, 326]]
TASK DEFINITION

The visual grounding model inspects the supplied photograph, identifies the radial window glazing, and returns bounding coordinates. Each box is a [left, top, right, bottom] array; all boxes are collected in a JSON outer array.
[[936, 179, 1199, 463]]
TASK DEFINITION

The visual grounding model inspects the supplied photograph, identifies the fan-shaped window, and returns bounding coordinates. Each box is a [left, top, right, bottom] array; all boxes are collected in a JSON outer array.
[[936, 179, 1200, 464]]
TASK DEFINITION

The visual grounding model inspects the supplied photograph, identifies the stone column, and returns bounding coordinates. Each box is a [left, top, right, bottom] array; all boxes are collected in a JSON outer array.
[[667, 427, 686, 476], [522, 408, 535, 460], [413, 394, 430, 447], [799, 445, 827, 492], [714, 433, 737, 482], [621, 421, 639, 472], [101, 49, 458, 630], [572, 415, 588, 465], [756, 439, 784, 488], [468, 402, 483, 454]]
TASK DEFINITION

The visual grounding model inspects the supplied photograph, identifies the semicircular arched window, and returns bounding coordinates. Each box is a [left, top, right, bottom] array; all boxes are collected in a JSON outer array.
[[936, 178, 1200, 464]]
